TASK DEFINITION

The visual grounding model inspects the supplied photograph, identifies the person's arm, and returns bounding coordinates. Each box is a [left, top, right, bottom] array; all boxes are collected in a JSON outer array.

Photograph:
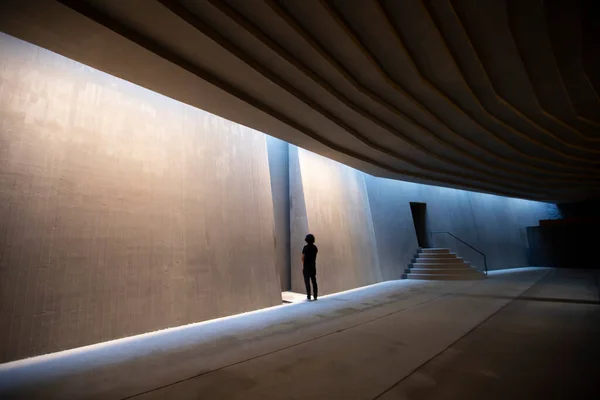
[[302, 246, 305, 263], [301, 254, 305, 263]]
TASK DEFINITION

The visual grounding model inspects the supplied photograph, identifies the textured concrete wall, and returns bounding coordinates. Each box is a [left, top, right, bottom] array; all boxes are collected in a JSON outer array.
[[365, 178, 420, 281], [0, 31, 554, 363], [266, 136, 290, 291], [289, 145, 551, 292], [289, 146, 310, 294], [289, 148, 380, 295], [0, 33, 281, 363], [366, 176, 549, 273]]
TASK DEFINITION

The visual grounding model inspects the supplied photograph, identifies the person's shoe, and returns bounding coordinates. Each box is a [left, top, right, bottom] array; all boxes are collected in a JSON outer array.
[[313, 296, 318, 301], [307, 295, 311, 301]]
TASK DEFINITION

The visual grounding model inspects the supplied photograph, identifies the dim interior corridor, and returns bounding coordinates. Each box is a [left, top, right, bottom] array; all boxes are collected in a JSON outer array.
[[1, 267, 599, 400]]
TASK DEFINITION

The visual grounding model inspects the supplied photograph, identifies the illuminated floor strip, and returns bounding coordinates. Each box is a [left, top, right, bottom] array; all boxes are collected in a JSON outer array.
[[0, 279, 409, 371], [0, 268, 550, 397]]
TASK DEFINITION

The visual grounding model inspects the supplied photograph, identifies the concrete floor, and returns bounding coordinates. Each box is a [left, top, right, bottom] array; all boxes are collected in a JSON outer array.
[[1, 267, 598, 400]]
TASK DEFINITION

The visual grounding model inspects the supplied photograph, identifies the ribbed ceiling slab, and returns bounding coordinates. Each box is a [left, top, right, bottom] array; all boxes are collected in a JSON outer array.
[[0, 0, 598, 202]]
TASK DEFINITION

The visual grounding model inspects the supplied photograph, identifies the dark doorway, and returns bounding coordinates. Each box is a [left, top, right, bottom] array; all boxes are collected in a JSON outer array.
[[409, 202, 428, 248]]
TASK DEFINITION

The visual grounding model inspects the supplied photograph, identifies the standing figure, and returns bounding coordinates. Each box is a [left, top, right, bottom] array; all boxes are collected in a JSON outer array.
[[302, 234, 318, 301]]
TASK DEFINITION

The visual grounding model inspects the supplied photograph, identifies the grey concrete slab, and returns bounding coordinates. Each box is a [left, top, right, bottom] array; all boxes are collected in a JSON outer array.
[[378, 269, 600, 400], [0, 267, 552, 400]]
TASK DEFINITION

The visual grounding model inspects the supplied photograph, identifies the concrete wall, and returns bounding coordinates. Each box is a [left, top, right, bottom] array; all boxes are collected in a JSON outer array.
[[266, 136, 290, 291], [289, 148, 380, 295], [0, 33, 281, 362], [0, 32, 554, 363], [289, 145, 310, 294], [289, 147, 551, 292], [365, 177, 550, 273]]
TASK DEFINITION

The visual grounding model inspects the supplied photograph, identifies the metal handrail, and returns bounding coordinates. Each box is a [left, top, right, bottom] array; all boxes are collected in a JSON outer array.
[[428, 231, 488, 275]]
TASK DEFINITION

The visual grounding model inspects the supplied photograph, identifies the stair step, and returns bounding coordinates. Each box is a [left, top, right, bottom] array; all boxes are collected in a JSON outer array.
[[412, 262, 469, 268], [414, 257, 464, 264], [406, 273, 485, 281], [407, 248, 484, 281], [408, 268, 478, 274], [419, 248, 450, 254], [415, 253, 457, 258]]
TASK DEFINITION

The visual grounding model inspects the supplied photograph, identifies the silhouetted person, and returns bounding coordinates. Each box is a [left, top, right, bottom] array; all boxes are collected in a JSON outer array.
[[302, 234, 318, 301]]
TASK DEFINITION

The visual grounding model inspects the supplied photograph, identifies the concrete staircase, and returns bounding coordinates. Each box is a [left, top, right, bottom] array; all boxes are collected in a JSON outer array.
[[405, 248, 485, 280]]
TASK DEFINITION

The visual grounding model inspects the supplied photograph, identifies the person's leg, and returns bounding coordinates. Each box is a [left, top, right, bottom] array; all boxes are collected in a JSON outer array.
[[303, 270, 311, 299], [311, 274, 318, 300]]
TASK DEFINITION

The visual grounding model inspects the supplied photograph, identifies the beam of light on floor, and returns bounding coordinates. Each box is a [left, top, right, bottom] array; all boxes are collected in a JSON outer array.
[[0, 268, 550, 393]]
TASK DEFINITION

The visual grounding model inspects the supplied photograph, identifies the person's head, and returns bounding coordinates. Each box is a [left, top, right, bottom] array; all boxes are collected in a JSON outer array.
[[305, 234, 315, 244]]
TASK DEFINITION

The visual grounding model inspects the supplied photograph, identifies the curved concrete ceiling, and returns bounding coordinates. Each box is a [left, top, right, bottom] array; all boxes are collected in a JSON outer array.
[[1, 0, 598, 202]]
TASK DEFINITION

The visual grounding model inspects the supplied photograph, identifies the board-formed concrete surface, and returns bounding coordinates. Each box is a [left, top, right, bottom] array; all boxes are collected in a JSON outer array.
[[289, 146, 550, 292], [266, 136, 291, 292], [2, 267, 597, 400], [0, 31, 282, 362], [365, 174, 550, 274], [290, 147, 381, 295]]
